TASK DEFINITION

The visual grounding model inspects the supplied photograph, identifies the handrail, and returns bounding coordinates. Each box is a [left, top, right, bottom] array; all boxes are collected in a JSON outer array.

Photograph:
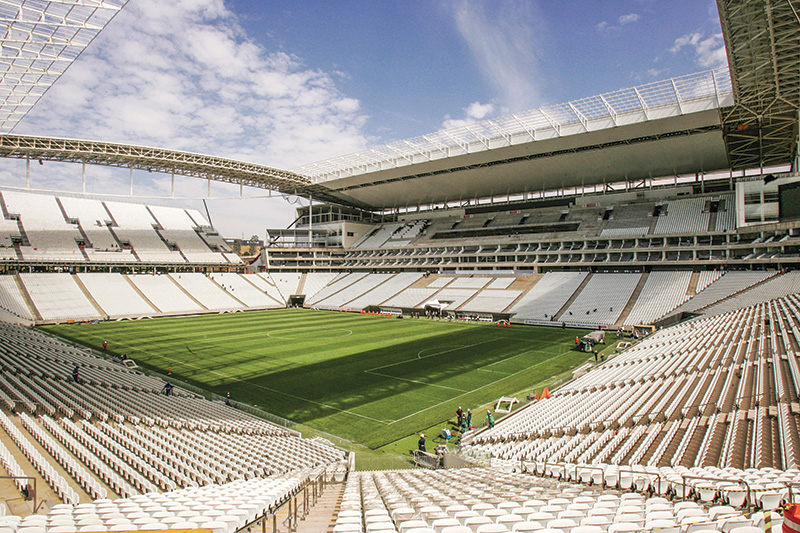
[[236, 468, 330, 533], [678, 473, 752, 512], [0, 475, 40, 512]]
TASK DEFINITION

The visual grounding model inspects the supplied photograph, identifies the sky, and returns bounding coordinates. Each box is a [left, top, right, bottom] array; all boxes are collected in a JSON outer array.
[[0, 0, 727, 240]]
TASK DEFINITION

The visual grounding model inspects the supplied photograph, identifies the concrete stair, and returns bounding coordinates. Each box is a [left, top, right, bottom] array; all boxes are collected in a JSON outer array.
[[296, 480, 344, 533]]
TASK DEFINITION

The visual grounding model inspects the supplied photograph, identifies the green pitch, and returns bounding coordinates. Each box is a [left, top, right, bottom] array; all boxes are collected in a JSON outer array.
[[42, 309, 590, 449]]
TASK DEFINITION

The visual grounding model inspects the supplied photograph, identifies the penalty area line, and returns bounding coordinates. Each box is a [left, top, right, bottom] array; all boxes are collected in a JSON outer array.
[[387, 351, 566, 425], [364, 370, 469, 392]]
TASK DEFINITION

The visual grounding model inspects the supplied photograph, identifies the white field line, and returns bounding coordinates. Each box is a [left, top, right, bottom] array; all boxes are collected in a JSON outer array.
[[149, 346, 390, 425], [365, 338, 500, 372], [387, 350, 567, 425], [364, 370, 469, 392]]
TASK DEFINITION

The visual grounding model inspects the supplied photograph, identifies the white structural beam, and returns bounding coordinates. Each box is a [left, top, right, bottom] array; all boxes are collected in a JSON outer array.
[[0, 0, 128, 131]]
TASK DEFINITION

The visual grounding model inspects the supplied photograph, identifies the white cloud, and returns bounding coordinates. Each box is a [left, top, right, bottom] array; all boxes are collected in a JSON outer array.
[[15, 0, 371, 167], [442, 101, 496, 129], [448, 0, 547, 112], [4, 0, 372, 238], [670, 32, 727, 69], [598, 12, 640, 33]]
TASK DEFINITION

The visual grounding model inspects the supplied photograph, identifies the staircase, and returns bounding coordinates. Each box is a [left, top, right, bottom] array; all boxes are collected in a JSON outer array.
[[614, 273, 649, 328], [554, 274, 593, 321], [296, 481, 344, 533]]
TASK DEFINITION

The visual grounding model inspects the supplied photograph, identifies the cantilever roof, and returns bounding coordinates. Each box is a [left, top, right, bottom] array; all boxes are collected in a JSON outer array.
[[0, 133, 333, 195], [295, 68, 733, 185], [0, 0, 127, 131]]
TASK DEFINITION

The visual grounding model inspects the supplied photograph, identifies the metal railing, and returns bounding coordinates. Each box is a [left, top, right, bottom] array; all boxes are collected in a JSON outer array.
[[237, 469, 332, 533], [0, 475, 41, 512]]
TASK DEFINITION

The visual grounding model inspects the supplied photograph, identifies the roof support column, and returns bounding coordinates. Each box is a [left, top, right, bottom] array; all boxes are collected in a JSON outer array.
[[26, 156, 30, 189], [81, 163, 86, 194], [308, 195, 313, 249]]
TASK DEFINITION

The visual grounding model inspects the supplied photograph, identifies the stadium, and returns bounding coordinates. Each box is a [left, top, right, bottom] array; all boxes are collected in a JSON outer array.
[[0, 1, 799, 533]]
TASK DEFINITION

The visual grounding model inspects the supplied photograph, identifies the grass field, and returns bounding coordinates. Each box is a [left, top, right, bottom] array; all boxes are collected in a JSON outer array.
[[42, 309, 590, 449]]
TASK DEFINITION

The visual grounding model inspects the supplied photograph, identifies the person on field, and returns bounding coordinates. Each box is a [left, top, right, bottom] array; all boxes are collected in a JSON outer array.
[[455, 406, 464, 426], [466, 409, 472, 430], [417, 433, 426, 452], [225, 392, 231, 406], [487, 410, 495, 429]]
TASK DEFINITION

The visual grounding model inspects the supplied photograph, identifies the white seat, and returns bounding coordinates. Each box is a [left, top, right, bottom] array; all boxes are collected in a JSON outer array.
[[496, 515, 523, 526], [365, 521, 396, 532], [580, 516, 610, 527], [399, 520, 428, 533], [721, 517, 753, 532], [332, 525, 362, 533], [464, 517, 492, 529], [475, 524, 509, 533], [729, 528, 766, 533], [570, 527, 604, 533], [431, 518, 460, 533], [607, 523, 646, 533], [169, 522, 198, 530], [547, 518, 577, 533], [440, 527, 472, 533], [511, 523, 542, 533]]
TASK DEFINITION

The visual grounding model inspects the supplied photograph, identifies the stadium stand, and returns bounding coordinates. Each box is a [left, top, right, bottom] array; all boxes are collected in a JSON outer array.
[[561, 273, 641, 326], [345, 272, 423, 309], [19, 273, 102, 322], [126, 274, 204, 315], [76, 273, 157, 318], [668, 271, 779, 315], [206, 273, 283, 308], [2, 191, 84, 262], [167, 273, 244, 311], [267, 272, 302, 302], [623, 271, 692, 326], [0, 320, 348, 506], [102, 201, 186, 264], [380, 287, 440, 309], [700, 271, 800, 316], [0, 276, 35, 321], [148, 205, 227, 264], [459, 289, 522, 314], [0, 191, 238, 267], [58, 196, 136, 263], [653, 198, 711, 235], [306, 272, 369, 307], [311, 273, 394, 309], [507, 272, 588, 322], [462, 295, 800, 475]]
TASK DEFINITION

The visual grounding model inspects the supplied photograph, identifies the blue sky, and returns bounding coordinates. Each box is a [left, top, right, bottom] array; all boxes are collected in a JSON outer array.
[[0, 0, 727, 239]]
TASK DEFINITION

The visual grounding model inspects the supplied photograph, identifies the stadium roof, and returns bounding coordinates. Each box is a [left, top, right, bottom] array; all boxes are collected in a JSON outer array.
[[718, 0, 800, 170], [0, 1, 796, 213], [0, 134, 347, 200], [0, 0, 127, 131], [298, 69, 736, 209]]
